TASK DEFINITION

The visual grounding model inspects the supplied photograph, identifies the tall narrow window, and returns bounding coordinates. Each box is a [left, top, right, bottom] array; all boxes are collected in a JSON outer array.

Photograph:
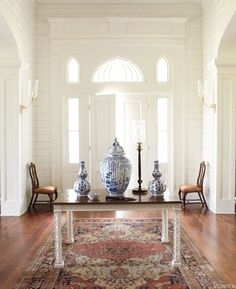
[[157, 58, 168, 82], [92, 57, 144, 82], [157, 98, 168, 163], [68, 98, 79, 163], [67, 58, 79, 83]]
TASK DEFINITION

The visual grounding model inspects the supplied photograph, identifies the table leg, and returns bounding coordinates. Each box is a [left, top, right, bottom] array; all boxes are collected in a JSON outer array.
[[161, 209, 169, 243], [54, 209, 64, 268], [66, 211, 74, 244], [172, 209, 181, 267]]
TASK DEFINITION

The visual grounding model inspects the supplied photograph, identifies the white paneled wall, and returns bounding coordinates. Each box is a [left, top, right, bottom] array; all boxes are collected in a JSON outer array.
[[184, 9, 203, 182], [34, 3, 203, 193]]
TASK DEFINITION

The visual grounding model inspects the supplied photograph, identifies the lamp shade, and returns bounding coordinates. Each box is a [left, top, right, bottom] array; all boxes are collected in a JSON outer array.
[[133, 120, 145, 143]]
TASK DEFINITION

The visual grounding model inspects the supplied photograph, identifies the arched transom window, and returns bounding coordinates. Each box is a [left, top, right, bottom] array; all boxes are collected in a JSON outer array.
[[67, 57, 79, 83], [92, 57, 144, 82], [156, 57, 169, 83]]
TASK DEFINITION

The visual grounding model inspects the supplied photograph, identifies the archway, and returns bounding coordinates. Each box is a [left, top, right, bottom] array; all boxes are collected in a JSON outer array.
[[215, 11, 236, 213], [0, 13, 21, 215]]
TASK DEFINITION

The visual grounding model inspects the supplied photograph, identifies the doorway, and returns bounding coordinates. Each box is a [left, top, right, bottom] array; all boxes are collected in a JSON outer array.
[[88, 92, 170, 191]]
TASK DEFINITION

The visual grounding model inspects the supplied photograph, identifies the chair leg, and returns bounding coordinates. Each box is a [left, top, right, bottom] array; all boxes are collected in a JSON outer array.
[[33, 194, 38, 207], [182, 193, 186, 209], [178, 189, 182, 200], [48, 194, 54, 211], [198, 192, 204, 205], [28, 194, 35, 211], [54, 191, 58, 200], [200, 191, 208, 209]]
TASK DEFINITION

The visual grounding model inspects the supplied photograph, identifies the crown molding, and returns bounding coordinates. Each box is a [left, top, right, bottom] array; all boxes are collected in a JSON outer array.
[[48, 16, 188, 40], [37, 3, 201, 17]]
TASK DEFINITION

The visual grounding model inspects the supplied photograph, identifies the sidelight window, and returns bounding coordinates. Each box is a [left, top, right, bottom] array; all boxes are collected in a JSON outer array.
[[157, 98, 168, 163], [68, 98, 79, 163]]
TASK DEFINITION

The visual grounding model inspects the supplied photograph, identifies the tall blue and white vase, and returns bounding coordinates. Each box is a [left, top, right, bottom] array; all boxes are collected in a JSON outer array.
[[100, 138, 132, 196], [148, 160, 166, 196], [73, 161, 91, 196]]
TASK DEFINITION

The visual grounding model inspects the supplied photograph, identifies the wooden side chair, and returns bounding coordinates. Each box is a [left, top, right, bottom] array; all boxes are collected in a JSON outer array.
[[28, 162, 58, 211], [178, 161, 208, 209]]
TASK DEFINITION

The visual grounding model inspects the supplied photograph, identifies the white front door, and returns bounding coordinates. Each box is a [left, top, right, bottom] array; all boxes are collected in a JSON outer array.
[[117, 94, 151, 189], [117, 93, 170, 190], [64, 92, 170, 192], [90, 94, 116, 188]]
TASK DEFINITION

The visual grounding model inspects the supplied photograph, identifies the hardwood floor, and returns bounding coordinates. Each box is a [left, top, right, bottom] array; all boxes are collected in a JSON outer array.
[[0, 205, 236, 289]]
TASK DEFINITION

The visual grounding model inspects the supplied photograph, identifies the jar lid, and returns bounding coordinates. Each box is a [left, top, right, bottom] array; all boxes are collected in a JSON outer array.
[[107, 137, 125, 157]]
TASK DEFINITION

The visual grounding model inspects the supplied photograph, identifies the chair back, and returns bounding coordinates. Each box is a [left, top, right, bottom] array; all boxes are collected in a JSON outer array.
[[29, 162, 39, 189], [197, 161, 206, 187]]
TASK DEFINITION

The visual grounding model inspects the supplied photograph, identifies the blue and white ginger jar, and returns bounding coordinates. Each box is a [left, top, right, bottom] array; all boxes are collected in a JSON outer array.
[[100, 138, 132, 196], [148, 160, 166, 196], [73, 161, 91, 196]]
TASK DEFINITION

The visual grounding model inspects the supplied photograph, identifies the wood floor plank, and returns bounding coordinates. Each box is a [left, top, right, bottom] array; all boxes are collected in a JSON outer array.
[[0, 205, 235, 288]]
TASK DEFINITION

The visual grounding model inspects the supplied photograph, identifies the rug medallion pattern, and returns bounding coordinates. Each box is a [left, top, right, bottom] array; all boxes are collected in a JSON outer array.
[[15, 218, 226, 289]]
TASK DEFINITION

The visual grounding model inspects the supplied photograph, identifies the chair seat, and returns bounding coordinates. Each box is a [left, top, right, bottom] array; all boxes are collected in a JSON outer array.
[[34, 186, 57, 194], [179, 184, 202, 193]]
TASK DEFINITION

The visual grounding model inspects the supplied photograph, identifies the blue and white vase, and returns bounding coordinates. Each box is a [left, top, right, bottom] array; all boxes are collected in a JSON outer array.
[[148, 160, 166, 196], [73, 161, 91, 196], [100, 138, 132, 196]]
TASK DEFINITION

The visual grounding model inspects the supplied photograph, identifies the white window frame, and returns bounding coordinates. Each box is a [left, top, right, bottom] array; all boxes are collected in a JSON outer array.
[[92, 56, 145, 82], [155, 94, 171, 189], [67, 98, 80, 164], [156, 57, 169, 83], [66, 56, 80, 83]]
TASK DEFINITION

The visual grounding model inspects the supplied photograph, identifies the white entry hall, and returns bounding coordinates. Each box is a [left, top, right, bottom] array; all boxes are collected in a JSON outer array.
[[1, 0, 236, 215], [1, 1, 236, 288]]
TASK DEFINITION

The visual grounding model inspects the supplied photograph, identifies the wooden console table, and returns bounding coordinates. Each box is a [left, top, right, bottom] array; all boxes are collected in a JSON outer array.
[[53, 189, 182, 268]]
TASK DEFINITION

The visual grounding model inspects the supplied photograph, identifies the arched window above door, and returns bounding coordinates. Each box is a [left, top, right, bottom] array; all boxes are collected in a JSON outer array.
[[66, 57, 79, 83], [92, 57, 144, 82], [156, 57, 169, 83]]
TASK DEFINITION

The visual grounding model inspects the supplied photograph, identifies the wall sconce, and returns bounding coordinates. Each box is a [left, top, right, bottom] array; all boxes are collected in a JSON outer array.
[[198, 80, 216, 112], [20, 80, 39, 113]]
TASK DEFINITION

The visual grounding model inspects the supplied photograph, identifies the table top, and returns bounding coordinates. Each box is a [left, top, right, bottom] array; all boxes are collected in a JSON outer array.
[[53, 189, 181, 205]]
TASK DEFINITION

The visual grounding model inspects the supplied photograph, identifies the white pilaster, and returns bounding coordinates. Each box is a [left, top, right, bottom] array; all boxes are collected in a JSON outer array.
[[215, 58, 236, 213], [0, 60, 25, 216]]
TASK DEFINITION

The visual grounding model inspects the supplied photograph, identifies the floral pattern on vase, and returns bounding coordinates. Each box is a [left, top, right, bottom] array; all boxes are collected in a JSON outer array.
[[148, 160, 166, 196], [73, 161, 91, 196], [100, 138, 132, 196]]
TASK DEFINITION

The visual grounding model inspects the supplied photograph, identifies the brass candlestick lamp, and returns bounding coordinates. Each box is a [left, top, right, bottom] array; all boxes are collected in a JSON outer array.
[[132, 120, 148, 195]]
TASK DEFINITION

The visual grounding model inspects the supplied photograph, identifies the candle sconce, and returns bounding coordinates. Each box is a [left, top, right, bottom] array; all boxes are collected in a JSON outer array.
[[132, 120, 148, 195], [198, 80, 216, 112], [20, 80, 38, 113]]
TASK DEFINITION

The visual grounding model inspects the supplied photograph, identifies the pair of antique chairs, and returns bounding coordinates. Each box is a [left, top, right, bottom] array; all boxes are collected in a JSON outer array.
[[28, 161, 207, 210]]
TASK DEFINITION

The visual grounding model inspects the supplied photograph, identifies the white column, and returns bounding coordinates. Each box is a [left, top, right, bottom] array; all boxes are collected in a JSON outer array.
[[0, 60, 24, 216], [214, 60, 236, 213]]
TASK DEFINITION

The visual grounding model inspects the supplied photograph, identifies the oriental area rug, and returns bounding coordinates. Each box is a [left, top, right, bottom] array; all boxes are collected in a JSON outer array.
[[15, 218, 226, 289]]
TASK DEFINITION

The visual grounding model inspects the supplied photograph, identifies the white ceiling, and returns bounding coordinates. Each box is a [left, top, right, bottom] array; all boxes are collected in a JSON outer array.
[[36, 0, 202, 4]]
